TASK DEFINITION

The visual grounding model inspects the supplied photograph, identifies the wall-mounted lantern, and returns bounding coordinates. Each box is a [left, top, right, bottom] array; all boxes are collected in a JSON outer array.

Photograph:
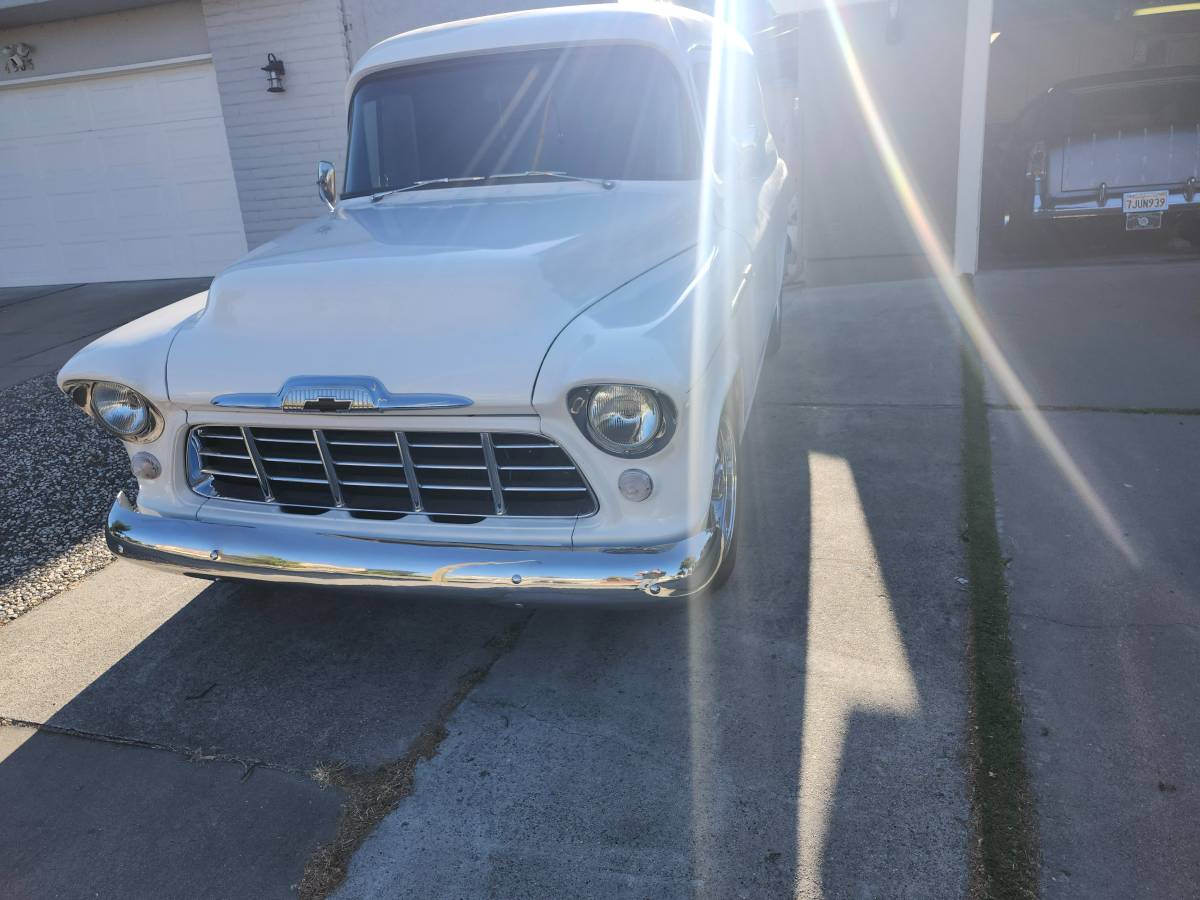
[[261, 53, 286, 93]]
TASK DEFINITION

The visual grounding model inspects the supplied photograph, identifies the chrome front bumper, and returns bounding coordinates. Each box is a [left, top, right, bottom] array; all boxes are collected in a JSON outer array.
[[105, 492, 721, 605]]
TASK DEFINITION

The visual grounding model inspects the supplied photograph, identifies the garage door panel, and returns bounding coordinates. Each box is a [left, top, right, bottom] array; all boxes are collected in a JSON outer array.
[[0, 195, 43, 246], [49, 191, 106, 240], [0, 244, 58, 280], [110, 185, 174, 228], [0, 60, 246, 287], [120, 235, 179, 275], [58, 241, 114, 277], [36, 136, 96, 181], [164, 121, 238, 167], [99, 130, 165, 185], [85, 78, 159, 131], [13, 84, 91, 138], [176, 179, 242, 217], [155, 68, 224, 122]]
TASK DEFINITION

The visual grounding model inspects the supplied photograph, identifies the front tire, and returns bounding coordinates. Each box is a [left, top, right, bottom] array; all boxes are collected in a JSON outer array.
[[707, 414, 739, 591]]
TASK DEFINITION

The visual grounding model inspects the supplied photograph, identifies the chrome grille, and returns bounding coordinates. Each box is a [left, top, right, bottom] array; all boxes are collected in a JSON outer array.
[[188, 426, 596, 519]]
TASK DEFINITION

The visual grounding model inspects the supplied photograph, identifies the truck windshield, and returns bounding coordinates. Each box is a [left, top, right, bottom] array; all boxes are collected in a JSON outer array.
[[343, 44, 699, 198]]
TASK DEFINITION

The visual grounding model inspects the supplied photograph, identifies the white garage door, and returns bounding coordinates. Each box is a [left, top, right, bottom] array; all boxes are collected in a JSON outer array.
[[0, 60, 247, 287]]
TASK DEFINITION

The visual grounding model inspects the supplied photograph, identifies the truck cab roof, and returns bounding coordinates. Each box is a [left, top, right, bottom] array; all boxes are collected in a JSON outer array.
[[347, 3, 746, 100]]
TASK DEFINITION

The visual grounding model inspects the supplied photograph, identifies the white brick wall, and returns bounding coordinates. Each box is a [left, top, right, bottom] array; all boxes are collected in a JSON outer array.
[[200, 0, 350, 248]]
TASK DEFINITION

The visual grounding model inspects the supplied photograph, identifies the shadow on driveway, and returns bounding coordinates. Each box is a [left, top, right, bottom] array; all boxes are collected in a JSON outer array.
[[1, 281, 972, 898]]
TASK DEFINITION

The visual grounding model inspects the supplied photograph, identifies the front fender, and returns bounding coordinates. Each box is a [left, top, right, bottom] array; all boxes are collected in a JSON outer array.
[[56, 292, 209, 519], [533, 237, 751, 546], [55, 292, 208, 405]]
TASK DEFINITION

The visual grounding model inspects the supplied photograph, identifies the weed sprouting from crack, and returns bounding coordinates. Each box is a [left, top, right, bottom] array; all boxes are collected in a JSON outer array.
[[298, 616, 530, 899]]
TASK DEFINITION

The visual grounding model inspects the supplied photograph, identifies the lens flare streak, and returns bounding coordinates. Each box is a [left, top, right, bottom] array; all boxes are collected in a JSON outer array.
[[818, 0, 1137, 564]]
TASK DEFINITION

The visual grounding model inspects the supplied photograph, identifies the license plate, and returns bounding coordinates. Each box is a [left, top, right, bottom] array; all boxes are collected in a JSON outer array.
[[1123, 190, 1168, 213], [1126, 211, 1163, 231]]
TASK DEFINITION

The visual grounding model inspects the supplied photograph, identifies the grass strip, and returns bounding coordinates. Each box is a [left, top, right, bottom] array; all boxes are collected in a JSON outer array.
[[961, 344, 1040, 900]]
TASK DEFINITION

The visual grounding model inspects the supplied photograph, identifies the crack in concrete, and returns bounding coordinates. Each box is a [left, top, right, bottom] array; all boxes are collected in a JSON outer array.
[[0, 716, 275, 780], [988, 403, 1200, 417], [297, 614, 533, 900], [763, 400, 963, 410], [1012, 611, 1200, 632]]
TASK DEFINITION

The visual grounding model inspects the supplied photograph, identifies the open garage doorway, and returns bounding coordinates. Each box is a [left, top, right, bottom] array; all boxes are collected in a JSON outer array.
[[979, 1, 1200, 268]]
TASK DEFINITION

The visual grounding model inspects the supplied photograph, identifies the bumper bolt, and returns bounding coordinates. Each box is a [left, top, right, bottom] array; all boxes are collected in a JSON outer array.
[[649, 584, 661, 595], [210, 550, 221, 561], [511, 574, 522, 585]]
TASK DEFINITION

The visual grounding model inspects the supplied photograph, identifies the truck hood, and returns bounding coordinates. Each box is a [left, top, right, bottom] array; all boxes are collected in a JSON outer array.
[[167, 182, 699, 412]]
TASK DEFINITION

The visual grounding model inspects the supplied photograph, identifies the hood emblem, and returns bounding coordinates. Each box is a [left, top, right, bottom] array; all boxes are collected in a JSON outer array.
[[212, 376, 472, 412]]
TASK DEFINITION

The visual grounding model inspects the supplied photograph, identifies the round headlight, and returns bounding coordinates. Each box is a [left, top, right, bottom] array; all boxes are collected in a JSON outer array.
[[91, 382, 155, 440], [574, 384, 674, 457]]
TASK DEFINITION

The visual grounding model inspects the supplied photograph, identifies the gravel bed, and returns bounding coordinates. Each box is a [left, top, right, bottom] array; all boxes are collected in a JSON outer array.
[[0, 375, 136, 623]]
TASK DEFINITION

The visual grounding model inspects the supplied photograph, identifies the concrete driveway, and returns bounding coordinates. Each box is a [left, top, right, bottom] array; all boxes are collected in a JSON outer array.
[[975, 260, 1200, 899], [0, 279, 211, 391], [0, 277, 973, 898], [2, 259, 1195, 898]]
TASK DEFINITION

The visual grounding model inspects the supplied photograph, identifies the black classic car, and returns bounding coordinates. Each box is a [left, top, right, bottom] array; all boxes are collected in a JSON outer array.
[[995, 66, 1200, 252]]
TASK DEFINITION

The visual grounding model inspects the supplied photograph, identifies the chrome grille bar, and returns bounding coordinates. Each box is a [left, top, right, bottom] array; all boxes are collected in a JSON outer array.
[[312, 429, 345, 508], [189, 426, 595, 519], [394, 432, 423, 513], [200, 449, 253, 460], [241, 426, 275, 502], [269, 474, 330, 485], [201, 467, 258, 479], [249, 435, 314, 444], [480, 433, 506, 516], [502, 485, 589, 492]]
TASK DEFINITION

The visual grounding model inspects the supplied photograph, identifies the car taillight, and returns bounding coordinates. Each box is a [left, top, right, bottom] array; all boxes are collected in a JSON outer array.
[[1027, 140, 1047, 180]]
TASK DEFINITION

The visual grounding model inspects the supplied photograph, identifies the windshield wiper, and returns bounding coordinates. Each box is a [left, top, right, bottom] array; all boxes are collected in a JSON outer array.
[[493, 171, 616, 190], [371, 171, 614, 203]]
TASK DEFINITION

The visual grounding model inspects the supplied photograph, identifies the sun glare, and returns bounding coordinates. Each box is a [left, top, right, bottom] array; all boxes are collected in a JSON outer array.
[[817, 0, 1137, 564]]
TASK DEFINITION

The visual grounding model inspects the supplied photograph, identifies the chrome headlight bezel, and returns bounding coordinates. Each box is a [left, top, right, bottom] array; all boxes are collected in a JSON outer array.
[[62, 380, 164, 443], [567, 384, 677, 458]]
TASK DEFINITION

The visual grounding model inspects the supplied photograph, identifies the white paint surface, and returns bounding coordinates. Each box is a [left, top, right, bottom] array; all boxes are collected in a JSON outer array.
[[953, 0, 994, 275], [0, 60, 246, 286]]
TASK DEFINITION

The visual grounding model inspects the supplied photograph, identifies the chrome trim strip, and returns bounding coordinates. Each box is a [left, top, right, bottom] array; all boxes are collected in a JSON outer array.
[[105, 492, 721, 604], [395, 432, 423, 513], [312, 430, 345, 507], [202, 468, 258, 479], [199, 449, 252, 460], [480, 433, 506, 516], [212, 376, 472, 412], [240, 426, 275, 502]]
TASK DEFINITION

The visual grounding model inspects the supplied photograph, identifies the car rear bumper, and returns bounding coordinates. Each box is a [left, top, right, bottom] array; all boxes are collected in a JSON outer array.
[[105, 492, 722, 605], [1032, 190, 1200, 220]]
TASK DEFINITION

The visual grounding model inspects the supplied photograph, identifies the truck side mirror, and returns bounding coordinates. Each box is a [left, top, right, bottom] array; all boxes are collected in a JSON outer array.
[[318, 161, 336, 210]]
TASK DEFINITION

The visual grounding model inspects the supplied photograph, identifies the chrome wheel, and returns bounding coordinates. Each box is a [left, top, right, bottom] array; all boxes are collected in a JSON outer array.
[[710, 416, 738, 558], [784, 193, 802, 284]]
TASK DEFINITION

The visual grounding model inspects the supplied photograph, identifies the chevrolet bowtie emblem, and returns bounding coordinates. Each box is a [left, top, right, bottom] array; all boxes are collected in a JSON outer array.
[[302, 396, 354, 412]]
